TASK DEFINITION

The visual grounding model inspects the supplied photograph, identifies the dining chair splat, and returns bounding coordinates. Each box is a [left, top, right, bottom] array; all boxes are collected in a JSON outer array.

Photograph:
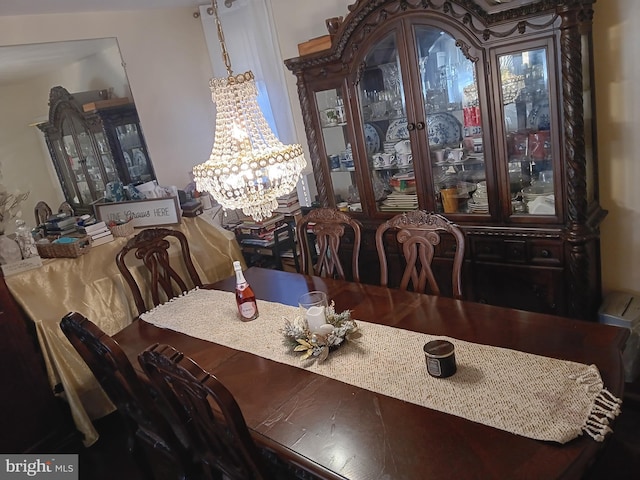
[[375, 211, 465, 299], [116, 228, 203, 316], [296, 208, 362, 282], [59, 312, 198, 480], [138, 344, 278, 480]]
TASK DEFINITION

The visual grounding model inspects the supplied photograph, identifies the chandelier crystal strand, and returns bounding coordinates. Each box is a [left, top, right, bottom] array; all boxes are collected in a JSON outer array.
[[193, 0, 306, 222]]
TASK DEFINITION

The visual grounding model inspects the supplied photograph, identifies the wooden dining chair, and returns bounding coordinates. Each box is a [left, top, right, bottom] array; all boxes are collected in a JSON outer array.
[[375, 211, 465, 299], [296, 208, 362, 282], [34, 201, 52, 225], [116, 228, 203, 316], [60, 312, 198, 480], [138, 344, 276, 480], [58, 201, 75, 217]]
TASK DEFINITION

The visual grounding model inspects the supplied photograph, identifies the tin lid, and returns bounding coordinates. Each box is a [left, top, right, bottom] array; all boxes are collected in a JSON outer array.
[[423, 340, 455, 358]]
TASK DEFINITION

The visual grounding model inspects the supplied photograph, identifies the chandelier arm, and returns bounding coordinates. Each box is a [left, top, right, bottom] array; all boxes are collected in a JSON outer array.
[[210, 0, 233, 76]]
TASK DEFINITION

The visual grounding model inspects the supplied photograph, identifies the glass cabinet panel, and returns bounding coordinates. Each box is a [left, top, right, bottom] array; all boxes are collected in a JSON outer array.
[[357, 33, 414, 214], [499, 48, 555, 215], [415, 27, 487, 214], [115, 123, 154, 183], [315, 88, 359, 209]]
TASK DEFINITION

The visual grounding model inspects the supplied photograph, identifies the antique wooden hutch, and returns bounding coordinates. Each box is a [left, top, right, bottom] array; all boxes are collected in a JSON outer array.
[[285, 0, 604, 320], [38, 86, 156, 214]]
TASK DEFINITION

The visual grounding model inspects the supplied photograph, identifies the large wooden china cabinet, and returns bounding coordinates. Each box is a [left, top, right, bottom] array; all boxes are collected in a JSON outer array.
[[285, 0, 604, 320], [38, 86, 156, 214]]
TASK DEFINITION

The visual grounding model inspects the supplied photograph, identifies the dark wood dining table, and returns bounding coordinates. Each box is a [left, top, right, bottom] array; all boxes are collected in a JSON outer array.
[[113, 267, 628, 480]]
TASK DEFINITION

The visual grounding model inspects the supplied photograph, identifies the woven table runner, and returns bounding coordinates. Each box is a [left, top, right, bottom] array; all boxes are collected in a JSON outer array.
[[140, 288, 621, 443]]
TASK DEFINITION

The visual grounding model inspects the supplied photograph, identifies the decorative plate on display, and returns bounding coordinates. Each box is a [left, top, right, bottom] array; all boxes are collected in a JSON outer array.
[[527, 101, 551, 130], [427, 112, 462, 147], [386, 118, 409, 141], [364, 123, 381, 155], [133, 149, 147, 166], [123, 152, 132, 166]]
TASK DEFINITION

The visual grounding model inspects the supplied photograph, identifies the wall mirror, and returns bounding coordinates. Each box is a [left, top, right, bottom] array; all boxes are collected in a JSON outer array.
[[0, 38, 151, 227]]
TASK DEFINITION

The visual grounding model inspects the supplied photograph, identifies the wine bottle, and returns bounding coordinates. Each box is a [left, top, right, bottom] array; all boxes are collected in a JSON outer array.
[[233, 261, 258, 321]]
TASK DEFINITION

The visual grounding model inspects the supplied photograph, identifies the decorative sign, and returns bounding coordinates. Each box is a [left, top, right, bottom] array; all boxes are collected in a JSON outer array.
[[93, 197, 182, 228]]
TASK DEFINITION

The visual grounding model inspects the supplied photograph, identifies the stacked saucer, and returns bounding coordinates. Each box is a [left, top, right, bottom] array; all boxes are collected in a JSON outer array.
[[383, 141, 396, 154], [380, 192, 418, 212], [468, 181, 488, 213]]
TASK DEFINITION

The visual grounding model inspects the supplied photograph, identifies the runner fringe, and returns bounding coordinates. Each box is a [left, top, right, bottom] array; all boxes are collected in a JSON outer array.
[[570, 366, 622, 442]]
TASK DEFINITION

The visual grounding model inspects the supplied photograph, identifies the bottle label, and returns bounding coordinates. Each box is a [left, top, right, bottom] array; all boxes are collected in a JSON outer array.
[[239, 301, 257, 319]]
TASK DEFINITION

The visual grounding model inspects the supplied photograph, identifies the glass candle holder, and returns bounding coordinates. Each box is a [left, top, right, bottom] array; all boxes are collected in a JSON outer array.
[[299, 291, 328, 333]]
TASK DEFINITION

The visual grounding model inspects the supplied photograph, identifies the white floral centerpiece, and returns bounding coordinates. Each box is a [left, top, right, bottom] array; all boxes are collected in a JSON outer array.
[[282, 302, 360, 363], [0, 182, 30, 265], [0, 183, 29, 234]]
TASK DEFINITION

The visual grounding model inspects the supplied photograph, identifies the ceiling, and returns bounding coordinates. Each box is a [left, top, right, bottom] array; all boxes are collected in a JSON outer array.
[[0, 38, 121, 85], [0, 0, 205, 16]]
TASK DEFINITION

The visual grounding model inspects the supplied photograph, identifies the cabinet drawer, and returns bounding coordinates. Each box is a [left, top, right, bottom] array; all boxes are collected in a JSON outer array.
[[530, 241, 563, 266], [471, 238, 505, 261], [469, 263, 565, 315], [504, 240, 527, 263]]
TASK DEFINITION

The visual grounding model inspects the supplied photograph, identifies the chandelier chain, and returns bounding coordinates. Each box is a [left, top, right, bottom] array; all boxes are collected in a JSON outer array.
[[210, 0, 233, 76]]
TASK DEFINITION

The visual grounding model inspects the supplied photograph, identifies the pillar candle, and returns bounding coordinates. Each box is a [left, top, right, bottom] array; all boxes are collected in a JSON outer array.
[[305, 305, 326, 332]]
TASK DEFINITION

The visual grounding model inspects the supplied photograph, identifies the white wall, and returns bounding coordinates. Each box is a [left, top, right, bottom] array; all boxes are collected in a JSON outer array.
[[593, 0, 640, 297]]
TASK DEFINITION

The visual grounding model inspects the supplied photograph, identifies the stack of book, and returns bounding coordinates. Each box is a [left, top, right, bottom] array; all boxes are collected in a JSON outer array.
[[83, 221, 115, 246], [45, 215, 78, 237], [274, 192, 301, 216], [235, 214, 288, 247]]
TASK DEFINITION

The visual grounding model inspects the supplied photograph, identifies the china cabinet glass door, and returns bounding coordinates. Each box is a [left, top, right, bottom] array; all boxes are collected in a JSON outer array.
[[414, 26, 487, 215], [315, 88, 359, 209], [356, 33, 414, 214], [499, 47, 556, 216]]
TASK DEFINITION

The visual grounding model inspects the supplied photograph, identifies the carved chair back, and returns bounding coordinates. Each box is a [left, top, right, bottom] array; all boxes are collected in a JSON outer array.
[[138, 344, 271, 480], [296, 208, 362, 282], [60, 312, 196, 480], [375, 211, 465, 299], [34, 201, 52, 226], [116, 228, 203, 316], [58, 201, 75, 217]]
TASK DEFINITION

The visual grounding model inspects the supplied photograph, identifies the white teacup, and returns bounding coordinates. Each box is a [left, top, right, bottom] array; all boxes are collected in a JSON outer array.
[[382, 153, 396, 167], [373, 153, 396, 168], [398, 153, 413, 167], [447, 148, 465, 162], [433, 149, 445, 163], [394, 139, 411, 155]]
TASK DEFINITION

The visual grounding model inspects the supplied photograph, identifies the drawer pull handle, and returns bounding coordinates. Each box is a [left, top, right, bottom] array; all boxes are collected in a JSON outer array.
[[407, 122, 416, 131], [416, 121, 425, 130], [541, 249, 551, 258]]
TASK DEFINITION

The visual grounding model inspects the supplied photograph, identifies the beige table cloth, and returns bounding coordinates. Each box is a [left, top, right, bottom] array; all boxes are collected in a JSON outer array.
[[141, 288, 622, 444], [5, 215, 244, 446]]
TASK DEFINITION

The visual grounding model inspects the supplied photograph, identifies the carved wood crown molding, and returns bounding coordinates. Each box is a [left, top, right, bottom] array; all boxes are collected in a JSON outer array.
[[285, 0, 593, 73]]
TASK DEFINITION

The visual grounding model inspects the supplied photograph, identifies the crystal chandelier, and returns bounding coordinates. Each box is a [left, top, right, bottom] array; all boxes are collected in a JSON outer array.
[[193, 0, 306, 222]]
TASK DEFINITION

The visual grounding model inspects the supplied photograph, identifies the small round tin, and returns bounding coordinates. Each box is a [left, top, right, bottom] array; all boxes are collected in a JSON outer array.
[[424, 340, 457, 378]]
